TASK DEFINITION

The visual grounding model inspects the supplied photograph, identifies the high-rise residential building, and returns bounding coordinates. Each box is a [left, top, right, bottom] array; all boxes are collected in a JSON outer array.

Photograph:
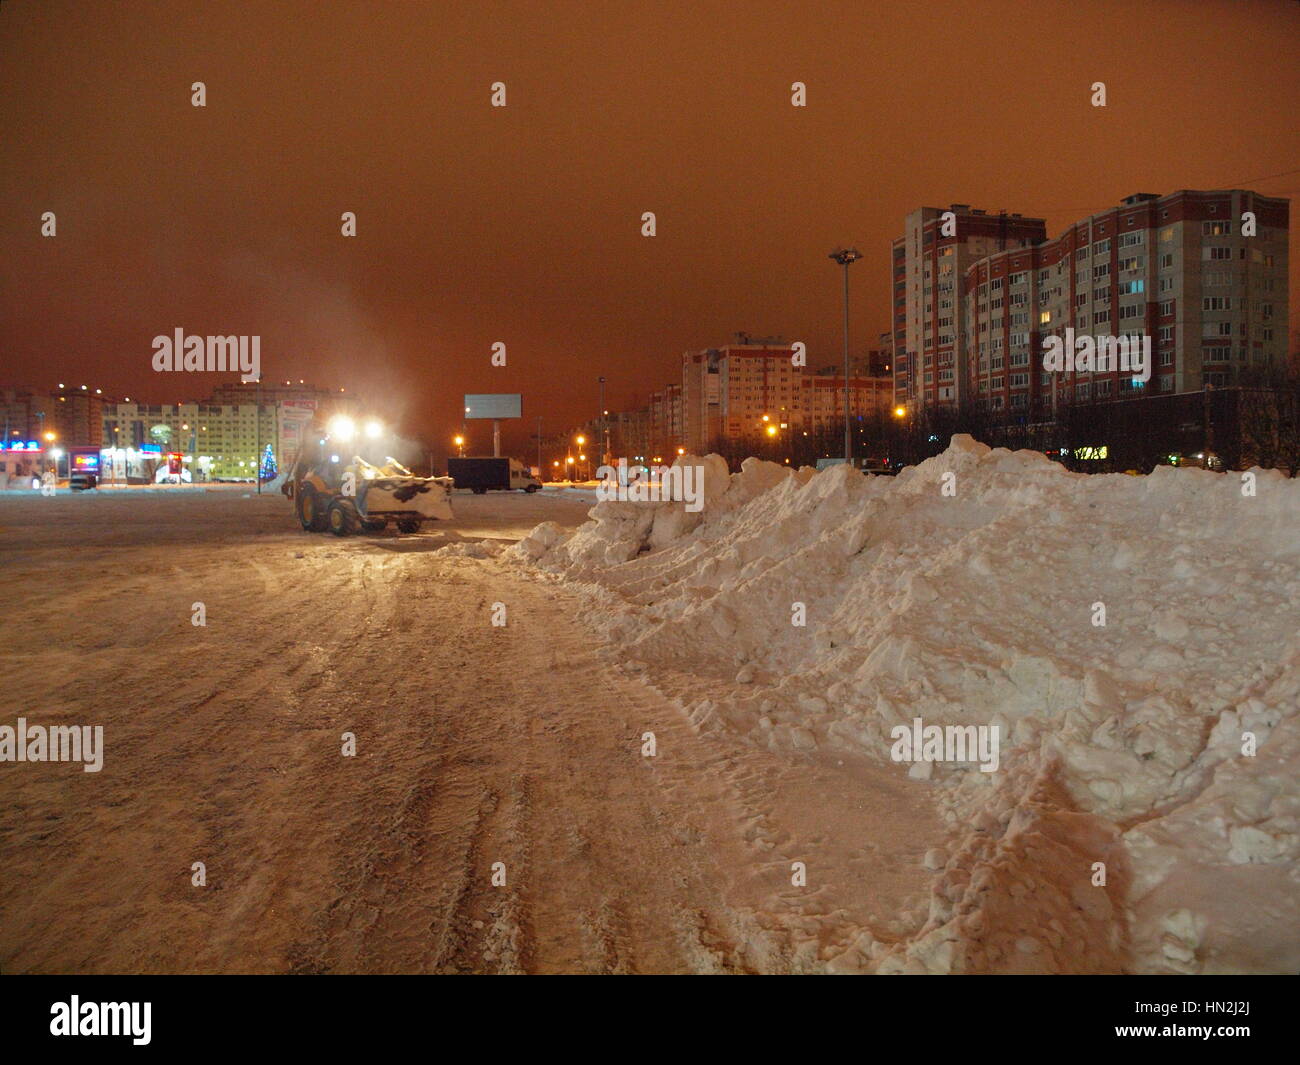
[[645, 384, 684, 459], [0, 388, 49, 444], [610, 408, 652, 462], [681, 348, 722, 453], [207, 379, 353, 408], [801, 371, 895, 435], [100, 400, 281, 480], [49, 385, 112, 446], [963, 189, 1289, 417], [892, 205, 1048, 412], [680, 343, 796, 452], [99, 382, 358, 480], [679, 343, 894, 453]]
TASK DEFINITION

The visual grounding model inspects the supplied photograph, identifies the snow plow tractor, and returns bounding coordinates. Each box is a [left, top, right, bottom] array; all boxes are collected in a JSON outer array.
[[283, 422, 453, 537]]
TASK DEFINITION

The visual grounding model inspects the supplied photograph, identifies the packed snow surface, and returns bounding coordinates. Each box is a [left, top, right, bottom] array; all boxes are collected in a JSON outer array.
[[513, 437, 1300, 973]]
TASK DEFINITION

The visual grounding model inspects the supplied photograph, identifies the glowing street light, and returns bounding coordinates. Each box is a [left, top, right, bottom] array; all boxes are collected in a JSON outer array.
[[894, 405, 907, 418], [453, 433, 465, 457], [364, 419, 383, 439], [328, 415, 356, 442]]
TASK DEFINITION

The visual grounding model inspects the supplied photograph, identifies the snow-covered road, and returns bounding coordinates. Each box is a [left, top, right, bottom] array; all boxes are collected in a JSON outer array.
[[0, 488, 937, 973]]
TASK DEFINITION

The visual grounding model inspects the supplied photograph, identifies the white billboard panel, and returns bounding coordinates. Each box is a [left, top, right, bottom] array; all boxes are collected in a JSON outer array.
[[464, 394, 522, 420]]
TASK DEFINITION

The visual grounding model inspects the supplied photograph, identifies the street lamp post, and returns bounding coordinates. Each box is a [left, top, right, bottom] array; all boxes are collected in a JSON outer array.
[[598, 376, 610, 463], [43, 431, 58, 481], [830, 248, 862, 465], [255, 376, 263, 495]]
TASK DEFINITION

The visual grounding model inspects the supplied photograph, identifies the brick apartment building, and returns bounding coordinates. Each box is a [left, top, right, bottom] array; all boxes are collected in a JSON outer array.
[[678, 342, 894, 454], [891, 205, 1048, 412], [51, 385, 111, 446], [965, 189, 1289, 416], [893, 190, 1290, 417]]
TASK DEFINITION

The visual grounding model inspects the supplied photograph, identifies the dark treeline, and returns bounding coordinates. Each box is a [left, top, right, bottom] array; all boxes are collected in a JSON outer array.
[[706, 367, 1300, 476]]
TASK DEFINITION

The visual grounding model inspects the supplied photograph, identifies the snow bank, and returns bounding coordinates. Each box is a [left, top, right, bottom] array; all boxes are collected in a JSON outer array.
[[512, 438, 1300, 973]]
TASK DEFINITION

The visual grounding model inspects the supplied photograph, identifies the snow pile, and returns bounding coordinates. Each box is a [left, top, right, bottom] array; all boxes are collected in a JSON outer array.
[[513, 437, 1300, 973], [518, 454, 793, 567], [431, 540, 505, 559]]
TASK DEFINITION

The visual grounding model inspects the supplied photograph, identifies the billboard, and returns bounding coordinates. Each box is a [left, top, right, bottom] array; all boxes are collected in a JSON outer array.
[[279, 402, 317, 466], [464, 394, 522, 420]]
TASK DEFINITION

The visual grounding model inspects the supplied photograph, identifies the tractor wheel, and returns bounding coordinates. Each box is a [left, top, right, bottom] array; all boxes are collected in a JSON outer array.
[[396, 518, 421, 534], [327, 499, 361, 537], [298, 486, 329, 532]]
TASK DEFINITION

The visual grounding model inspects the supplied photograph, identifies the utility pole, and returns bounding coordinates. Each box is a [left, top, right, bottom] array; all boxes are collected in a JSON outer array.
[[830, 248, 862, 464], [535, 415, 542, 474]]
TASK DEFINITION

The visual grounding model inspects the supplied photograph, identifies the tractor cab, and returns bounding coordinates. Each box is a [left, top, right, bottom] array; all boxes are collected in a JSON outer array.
[[284, 416, 453, 536]]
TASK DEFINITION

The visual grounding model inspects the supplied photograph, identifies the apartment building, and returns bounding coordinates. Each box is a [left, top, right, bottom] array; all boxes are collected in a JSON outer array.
[[51, 385, 111, 447], [892, 205, 1048, 412], [950, 189, 1287, 416], [100, 401, 279, 480], [681, 348, 722, 453], [679, 343, 894, 452], [647, 384, 684, 459], [800, 371, 895, 435], [1, 388, 50, 444], [609, 407, 652, 462], [680, 343, 794, 452], [99, 383, 358, 480]]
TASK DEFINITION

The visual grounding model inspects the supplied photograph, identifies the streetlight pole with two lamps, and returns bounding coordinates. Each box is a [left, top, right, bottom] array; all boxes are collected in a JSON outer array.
[[829, 247, 862, 465]]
